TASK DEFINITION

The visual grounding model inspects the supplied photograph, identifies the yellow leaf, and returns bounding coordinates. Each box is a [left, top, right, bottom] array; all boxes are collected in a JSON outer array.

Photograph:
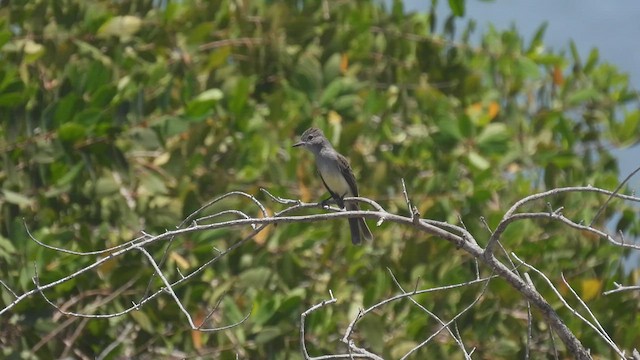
[[296, 163, 312, 203], [328, 110, 342, 125], [191, 328, 202, 350], [170, 251, 190, 269], [131, 310, 154, 333], [487, 101, 500, 120], [191, 309, 204, 349], [466, 101, 500, 125], [581, 278, 602, 301], [97, 253, 118, 278], [465, 102, 483, 120], [553, 65, 564, 85], [153, 152, 171, 167], [340, 53, 349, 73], [253, 209, 272, 245]]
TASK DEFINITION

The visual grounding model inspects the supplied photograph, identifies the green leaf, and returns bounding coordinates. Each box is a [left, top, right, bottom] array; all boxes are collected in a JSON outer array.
[[569, 40, 581, 66], [73, 40, 112, 66], [238, 267, 272, 288], [54, 94, 82, 125], [2, 39, 45, 63], [323, 53, 342, 82], [0, 234, 17, 260], [292, 54, 323, 96], [253, 297, 278, 326], [390, 341, 419, 359], [84, 62, 113, 95], [274, 288, 304, 315], [196, 88, 224, 102], [567, 88, 600, 106], [333, 94, 360, 114], [139, 172, 168, 195], [0, 30, 12, 49], [254, 326, 282, 344], [95, 176, 119, 196], [185, 88, 223, 118], [448, 0, 465, 16], [320, 78, 354, 107], [90, 85, 117, 107], [436, 116, 464, 140], [57, 122, 86, 143], [152, 116, 191, 138], [468, 151, 490, 170], [584, 48, 599, 73], [517, 56, 540, 79], [616, 110, 640, 145], [130, 311, 154, 333], [550, 153, 579, 167], [223, 297, 245, 325], [206, 46, 232, 70], [73, 108, 104, 126], [0, 92, 26, 107], [2, 189, 34, 207], [528, 22, 548, 53], [130, 127, 162, 149], [55, 162, 84, 187], [228, 76, 252, 117], [477, 123, 510, 152], [98, 15, 142, 40]]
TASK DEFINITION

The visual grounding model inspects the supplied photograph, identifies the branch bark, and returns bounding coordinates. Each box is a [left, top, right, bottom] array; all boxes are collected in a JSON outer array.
[[2, 186, 639, 358]]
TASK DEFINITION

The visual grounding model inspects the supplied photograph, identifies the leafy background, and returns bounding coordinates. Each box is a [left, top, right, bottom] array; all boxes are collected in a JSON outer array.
[[1, 0, 639, 358]]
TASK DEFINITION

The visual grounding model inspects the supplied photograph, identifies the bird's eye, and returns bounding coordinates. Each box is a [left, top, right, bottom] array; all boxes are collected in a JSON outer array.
[[307, 135, 314, 140]]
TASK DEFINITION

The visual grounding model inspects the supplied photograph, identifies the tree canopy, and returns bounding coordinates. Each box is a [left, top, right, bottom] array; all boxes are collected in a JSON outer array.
[[1, 0, 639, 359]]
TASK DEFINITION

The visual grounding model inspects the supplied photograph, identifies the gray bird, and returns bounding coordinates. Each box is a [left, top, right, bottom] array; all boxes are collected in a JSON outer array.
[[293, 127, 373, 245]]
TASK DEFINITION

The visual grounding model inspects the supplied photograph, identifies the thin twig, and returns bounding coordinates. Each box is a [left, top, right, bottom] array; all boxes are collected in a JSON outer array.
[[512, 253, 625, 358], [96, 323, 135, 360], [401, 277, 492, 359], [342, 276, 494, 347], [590, 165, 640, 226], [603, 282, 640, 295], [487, 186, 640, 255], [387, 268, 473, 359], [560, 273, 618, 352]]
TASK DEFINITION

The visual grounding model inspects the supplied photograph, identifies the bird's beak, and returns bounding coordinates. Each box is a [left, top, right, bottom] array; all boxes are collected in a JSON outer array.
[[292, 141, 304, 148]]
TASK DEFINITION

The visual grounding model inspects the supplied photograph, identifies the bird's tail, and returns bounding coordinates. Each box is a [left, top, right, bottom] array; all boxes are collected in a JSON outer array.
[[347, 203, 373, 245]]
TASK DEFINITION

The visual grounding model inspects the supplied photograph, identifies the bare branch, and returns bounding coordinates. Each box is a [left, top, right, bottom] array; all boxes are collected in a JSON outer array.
[[512, 253, 626, 358], [387, 268, 474, 359], [400, 277, 491, 359], [401, 178, 412, 214], [96, 323, 135, 360], [603, 282, 640, 295], [260, 187, 300, 205], [341, 275, 494, 351], [560, 273, 618, 352], [3, 184, 637, 358], [300, 292, 337, 359], [0, 279, 18, 299], [590, 165, 640, 226], [487, 186, 640, 256], [300, 291, 378, 360]]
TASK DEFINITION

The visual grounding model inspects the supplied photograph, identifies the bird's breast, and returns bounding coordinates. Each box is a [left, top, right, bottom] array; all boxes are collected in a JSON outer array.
[[317, 159, 352, 196]]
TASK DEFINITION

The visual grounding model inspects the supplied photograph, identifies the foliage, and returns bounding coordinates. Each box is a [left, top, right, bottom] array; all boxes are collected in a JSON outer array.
[[1, 0, 639, 358]]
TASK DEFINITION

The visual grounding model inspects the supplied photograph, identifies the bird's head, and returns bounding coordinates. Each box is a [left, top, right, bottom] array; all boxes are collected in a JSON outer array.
[[292, 127, 327, 153]]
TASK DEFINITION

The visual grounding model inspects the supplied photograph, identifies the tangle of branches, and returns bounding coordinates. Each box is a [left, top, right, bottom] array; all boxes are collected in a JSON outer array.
[[1, 179, 639, 359]]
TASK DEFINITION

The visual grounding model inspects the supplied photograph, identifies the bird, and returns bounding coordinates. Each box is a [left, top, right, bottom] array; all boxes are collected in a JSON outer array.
[[292, 127, 373, 245]]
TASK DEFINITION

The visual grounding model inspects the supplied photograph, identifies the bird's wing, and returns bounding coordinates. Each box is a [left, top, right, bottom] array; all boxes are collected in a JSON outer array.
[[317, 169, 343, 207], [338, 153, 359, 197]]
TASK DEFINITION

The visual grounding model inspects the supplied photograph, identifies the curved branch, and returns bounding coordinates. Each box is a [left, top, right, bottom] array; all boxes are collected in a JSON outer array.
[[487, 186, 640, 256], [3, 185, 637, 358]]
